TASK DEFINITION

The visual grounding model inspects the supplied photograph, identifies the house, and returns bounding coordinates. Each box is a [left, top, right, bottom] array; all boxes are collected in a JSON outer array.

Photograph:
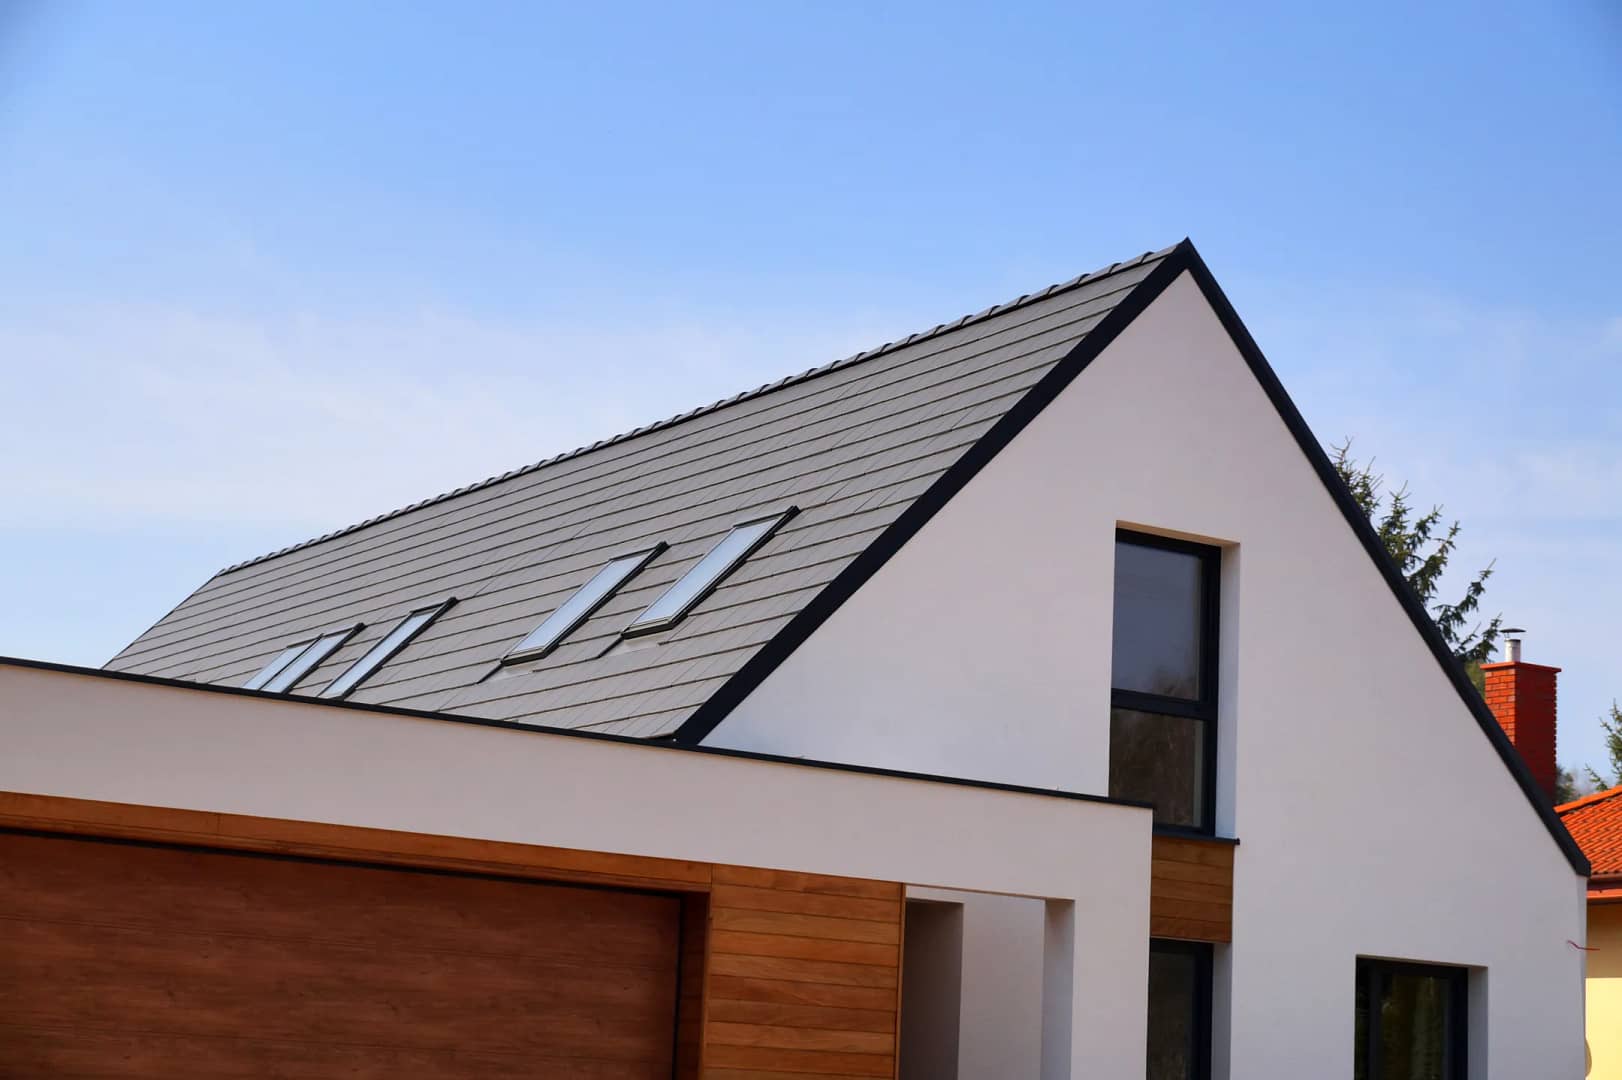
[[0, 240, 1590, 1079], [1478, 635, 1619, 1078], [1559, 785, 1622, 1079]]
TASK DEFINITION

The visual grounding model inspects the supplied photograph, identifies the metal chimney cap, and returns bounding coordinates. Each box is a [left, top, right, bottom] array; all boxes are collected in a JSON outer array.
[[1503, 628, 1526, 663]]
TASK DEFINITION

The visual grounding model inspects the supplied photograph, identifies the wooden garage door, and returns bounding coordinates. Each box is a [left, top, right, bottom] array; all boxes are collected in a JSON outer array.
[[0, 830, 682, 1078]]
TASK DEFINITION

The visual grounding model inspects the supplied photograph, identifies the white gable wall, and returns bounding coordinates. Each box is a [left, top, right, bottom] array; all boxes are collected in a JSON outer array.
[[708, 272, 1586, 1078]]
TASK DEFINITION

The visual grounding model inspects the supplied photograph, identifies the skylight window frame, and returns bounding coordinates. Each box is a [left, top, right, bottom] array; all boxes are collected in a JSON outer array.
[[623, 508, 798, 637], [320, 598, 456, 700], [242, 642, 312, 691], [252, 623, 364, 695], [503, 543, 669, 664]]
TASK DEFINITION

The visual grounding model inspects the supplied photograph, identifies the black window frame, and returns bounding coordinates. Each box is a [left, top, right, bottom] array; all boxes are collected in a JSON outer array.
[[1147, 938, 1213, 1080], [623, 507, 798, 637], [321, 597, 456, 699], [1355, 958, 1469, 1080], [504, 543, 668, 664], [245, 623, 364, 695], [1111, 528, 1221, 836]]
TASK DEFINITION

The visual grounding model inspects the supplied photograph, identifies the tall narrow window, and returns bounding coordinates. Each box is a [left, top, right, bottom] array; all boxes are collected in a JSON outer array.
[[321, 599, 455, 699], [505, 545, 667, 662], [254, 625, 361, 695], [1354, 959, 1467, 1080], [625, 509, 796, 635], [1147, 940, 1212, 1080], [1109, 530, 1219, 832]]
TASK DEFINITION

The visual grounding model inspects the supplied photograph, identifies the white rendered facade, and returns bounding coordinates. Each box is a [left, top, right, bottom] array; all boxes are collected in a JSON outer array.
[[709, 273, 1588, 1078]]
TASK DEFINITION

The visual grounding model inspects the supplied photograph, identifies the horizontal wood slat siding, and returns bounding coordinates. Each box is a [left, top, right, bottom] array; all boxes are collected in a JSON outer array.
[[0, 830, 683, 1077], [1, 790, 907, 1079], [705, 866, 904, 1078], [1150, 834, 1234, 943]]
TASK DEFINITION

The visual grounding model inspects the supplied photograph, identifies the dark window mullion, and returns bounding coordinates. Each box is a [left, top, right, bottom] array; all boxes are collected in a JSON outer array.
[[1195, 537, 1220, 835], [1109, 528, 1219, 830], [1112, 688, 1211, 721]]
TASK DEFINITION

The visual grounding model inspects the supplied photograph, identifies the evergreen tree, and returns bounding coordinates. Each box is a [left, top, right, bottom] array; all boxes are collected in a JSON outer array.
[[1583, 702, 1622, 792], [1332, 440, 1502, 679]]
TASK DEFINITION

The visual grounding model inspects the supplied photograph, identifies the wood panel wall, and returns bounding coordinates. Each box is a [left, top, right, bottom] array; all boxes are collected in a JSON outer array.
[[0, 791, 903, 1079], [702, 865, 904, 1078], [0, 830, 684, 1078], [1149, 834, 1234, 942]]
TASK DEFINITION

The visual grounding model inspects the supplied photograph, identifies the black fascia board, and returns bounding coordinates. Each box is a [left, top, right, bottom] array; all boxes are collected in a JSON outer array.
[[1177, 244, 1589, 877]]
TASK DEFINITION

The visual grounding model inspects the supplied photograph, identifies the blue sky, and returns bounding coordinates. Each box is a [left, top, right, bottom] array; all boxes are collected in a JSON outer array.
[[2, 2, 1618, 775]]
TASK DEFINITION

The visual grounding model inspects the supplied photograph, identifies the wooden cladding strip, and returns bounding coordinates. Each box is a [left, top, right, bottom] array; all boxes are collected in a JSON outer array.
[[712, 884, 900, 922], [709, 929, 897, 966], [709, 952, 899, 990], [0, 791, 711, 892], [713, 864, 900, 900], [708, 1022, 893, 1054], [712, 908, 901, 946], [706, 1044, 895, 1078], [706, 998, 898, 1034], [707, 975, 900, 1013], [1149, 834, 1234, 943]]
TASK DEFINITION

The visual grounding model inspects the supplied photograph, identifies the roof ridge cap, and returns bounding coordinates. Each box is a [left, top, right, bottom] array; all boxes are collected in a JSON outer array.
[[216, 242, 1183, 576], [1557, 784, 1622, 814]]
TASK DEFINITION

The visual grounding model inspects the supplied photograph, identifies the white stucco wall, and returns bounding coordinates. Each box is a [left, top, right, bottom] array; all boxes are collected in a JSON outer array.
[[709, 272, 1588, 1078], [910, 887, 1047, 1077], [0, 660, 1152, 1079]]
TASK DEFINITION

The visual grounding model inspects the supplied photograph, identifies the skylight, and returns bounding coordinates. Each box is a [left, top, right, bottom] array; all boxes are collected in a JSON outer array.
[[242, 643, 310, 691], [244, 625, 361, 694], [625, 509, 797, 636], [321, 599, 455, 699], [505, 544, 667, 662]]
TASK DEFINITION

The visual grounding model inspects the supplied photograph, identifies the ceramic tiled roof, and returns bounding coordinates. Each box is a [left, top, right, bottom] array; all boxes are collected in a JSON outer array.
[[1558, 786, 1622, 879]]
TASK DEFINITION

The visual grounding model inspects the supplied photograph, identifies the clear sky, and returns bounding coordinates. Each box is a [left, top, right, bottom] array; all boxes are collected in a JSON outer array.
[[2, 2, 1618, 775]]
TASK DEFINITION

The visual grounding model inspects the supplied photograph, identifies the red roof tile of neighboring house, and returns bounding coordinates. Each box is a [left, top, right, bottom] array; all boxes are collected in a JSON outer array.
[[1558, 786, 1622, 885]]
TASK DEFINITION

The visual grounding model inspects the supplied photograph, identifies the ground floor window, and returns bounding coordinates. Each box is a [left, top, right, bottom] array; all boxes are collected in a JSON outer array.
[[1147, 939, 1211, 1080], [1354, 958, 1468, 1080]]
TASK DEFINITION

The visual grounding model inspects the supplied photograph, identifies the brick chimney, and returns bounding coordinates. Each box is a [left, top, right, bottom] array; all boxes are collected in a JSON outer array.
[[1480, 629, 1561, 803]]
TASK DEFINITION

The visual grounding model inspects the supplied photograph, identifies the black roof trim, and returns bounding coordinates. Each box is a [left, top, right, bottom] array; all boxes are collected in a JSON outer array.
[[670, 243, 1192, 747], [218, 245, 1179, 576], [671, 239, 1591, 878], [1177, 248, 1590, 878], [0, 654, 1149, 813]]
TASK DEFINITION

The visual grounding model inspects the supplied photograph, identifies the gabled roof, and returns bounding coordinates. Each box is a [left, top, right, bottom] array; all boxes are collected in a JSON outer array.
[[1558, 786, 1622, 880], [103, 238, 1589, 876], [106, 243, 1179, 736]]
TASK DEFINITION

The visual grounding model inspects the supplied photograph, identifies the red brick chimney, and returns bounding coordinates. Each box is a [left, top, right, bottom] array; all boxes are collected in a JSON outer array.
[[1480, 629, 1561, 803]]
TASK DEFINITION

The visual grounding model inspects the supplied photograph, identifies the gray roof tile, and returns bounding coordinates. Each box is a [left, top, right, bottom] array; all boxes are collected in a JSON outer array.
[[106, 246, 1176, 736]]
